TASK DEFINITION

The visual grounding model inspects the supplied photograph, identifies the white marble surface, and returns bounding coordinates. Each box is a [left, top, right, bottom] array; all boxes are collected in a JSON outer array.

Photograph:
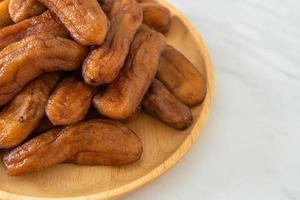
[[125, 0, 300, 199]]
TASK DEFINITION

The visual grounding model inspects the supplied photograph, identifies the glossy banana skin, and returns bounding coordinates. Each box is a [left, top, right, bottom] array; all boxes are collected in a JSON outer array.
[[142, 79, 193, 130], [0, 33, 87, 106], [0, 73, 61, 149], [3, 119, 143, 176]]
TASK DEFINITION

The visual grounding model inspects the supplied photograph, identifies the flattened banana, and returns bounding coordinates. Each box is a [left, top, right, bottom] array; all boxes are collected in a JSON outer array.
[[46, 72, 97, 126], [0, 11, 70, 50], [4, 119, 142, 176], [157, 45, 207, 106], [142, 79, 192, 130], [0, 33, 87, 106], [141, 2, 171, 33], [93, 26, 166, 119], [82, 0, 142, 85], [0, 73, 61, 149], [38, 0, 109, 45]]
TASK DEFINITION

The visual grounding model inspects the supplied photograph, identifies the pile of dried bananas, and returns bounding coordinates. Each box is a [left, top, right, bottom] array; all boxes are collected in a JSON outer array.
[[0, 0, 207, 176]]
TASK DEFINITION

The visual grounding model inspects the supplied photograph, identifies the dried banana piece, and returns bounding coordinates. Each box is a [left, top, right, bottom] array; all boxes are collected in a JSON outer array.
[[3, 119, 143, 176], [9, 0, 46, 22], [157, 45, 207, 106], [0, 33, 87, 106], [38, 0, 109, 45], [46, 72, 97, 126], [101, 0, 170, 34], [82, 0, 142, 85], [142, 79, 193, 130], [0, 73, 61, 149], [0, 11, 70, 50], [141, 2, 171, 33], [0, 0, 13, 28], [93, 25, 166, 119]]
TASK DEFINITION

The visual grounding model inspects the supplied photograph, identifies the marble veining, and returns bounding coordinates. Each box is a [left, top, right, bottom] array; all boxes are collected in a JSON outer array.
[[125, 0, 300, 199]]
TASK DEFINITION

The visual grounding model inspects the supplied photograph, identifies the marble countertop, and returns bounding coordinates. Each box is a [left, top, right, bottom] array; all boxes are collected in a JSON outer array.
[[125, 0, 300, 199]]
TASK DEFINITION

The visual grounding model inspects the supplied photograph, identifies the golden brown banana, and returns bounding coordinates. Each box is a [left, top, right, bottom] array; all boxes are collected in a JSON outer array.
[[38, 0, 109, 45], [142, 79, 193, 130], [3, 119, 143, 176], [82, 0, 143, 85], [141, 2, 171, 33], [157, 45, 207, 106], [0, 11, 70, 50], [0, 33, 87, 106], [46, 72, 97, 126], [93, 25, 166, 119], [0, 73, 61, 149]]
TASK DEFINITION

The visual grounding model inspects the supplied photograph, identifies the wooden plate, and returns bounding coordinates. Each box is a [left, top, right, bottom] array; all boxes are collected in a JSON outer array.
[[0, 0, 214, 199]]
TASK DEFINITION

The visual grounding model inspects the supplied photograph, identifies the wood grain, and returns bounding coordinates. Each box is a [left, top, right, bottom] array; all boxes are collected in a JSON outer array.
[[0, 0, 214, 199]]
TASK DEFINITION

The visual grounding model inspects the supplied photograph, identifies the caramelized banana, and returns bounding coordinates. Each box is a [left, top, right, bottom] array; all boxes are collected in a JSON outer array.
[[101, 0, 170, 34], [9, 0, 46, 22], [157, 45, 207, 106], [93, 26, 166, 119], [38, 0, 109, 45], [0, 33, 87, 106], [141, 2, 171, 33], [46, 73, 97, 126], [0, 0, 13, 28], [82, 0, 142, 85], [0, 73, 61, 149], [3, 119, 143, 176], [142, 79, 192, 130], [0, 11, 70, 50]]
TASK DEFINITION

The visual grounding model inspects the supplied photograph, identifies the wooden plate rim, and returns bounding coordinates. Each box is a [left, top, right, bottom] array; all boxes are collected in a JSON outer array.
[[0, 0, 214, 199]]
